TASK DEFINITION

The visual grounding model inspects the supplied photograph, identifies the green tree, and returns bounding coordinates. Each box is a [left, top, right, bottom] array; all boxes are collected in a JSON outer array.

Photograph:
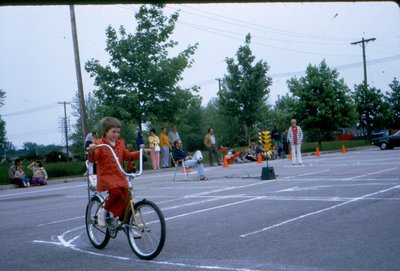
[[387, 77, 400, 129], [271, 93, 299, 132], [71, 91, 102, 159], [354, 83, 390, 140], [85, 4, 198, 131], [287, 60, 357, 149], [218, 33, 272, 145], [178, 96, 205, 151], [203, 98, 243, 147]]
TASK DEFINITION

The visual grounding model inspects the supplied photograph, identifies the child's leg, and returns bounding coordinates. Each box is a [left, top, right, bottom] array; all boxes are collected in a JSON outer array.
[[37, 176, 45, 185], [104, 187, 129, 219], [31, 177, 38, 186]]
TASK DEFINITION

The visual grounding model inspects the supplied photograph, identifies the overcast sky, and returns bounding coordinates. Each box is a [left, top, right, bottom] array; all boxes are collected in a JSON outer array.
[[0, 2, 399, 148]]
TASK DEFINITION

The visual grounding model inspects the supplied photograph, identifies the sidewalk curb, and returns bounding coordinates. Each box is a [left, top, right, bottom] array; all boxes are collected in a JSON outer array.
[[0, 176, 86, 191]]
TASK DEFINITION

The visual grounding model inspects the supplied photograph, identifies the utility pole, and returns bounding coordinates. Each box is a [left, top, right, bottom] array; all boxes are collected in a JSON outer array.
[[215, 78, 222, 92], [69, 5, 88, 143], [351, 37, 376, 89], [58, 101, 71, 160]]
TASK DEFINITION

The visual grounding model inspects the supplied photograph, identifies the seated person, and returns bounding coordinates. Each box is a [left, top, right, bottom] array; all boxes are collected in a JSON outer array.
[[243, 148, 257, 162], [224, 149, 235, 164], [172, 140, 208, 181], [9, 159, 30, 187], [232, 150, 249, 163], [28, 161, 48, 185], [251, 142, 267, 159]]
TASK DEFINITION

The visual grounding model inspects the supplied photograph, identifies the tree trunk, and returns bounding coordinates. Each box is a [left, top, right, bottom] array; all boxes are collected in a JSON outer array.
[[243, 122, 250, 146]]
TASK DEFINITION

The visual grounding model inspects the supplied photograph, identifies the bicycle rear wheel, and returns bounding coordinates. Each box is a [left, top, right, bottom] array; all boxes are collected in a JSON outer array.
[[126, 200, 166, 260], [85, 196, 110, 249]]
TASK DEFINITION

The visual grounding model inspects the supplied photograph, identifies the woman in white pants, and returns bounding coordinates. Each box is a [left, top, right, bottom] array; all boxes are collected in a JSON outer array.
[[288, 119, 303, 165]]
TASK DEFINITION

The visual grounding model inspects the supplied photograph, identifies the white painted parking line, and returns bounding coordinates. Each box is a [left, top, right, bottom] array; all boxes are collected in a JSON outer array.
[[150, 260, 265, 271], [34, 226, 265, 271], [33, 226, 130, 261], [340, 167, 399, 181], [277, 182, 397, 192], [280, 169, 330, 179], [0, 184, 86, 198], [240, 184, 400, 238], [38, 216, 84, 227], [165, 197, 259, 221]]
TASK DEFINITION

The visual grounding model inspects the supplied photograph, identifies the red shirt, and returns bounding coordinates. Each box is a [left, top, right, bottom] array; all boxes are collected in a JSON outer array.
[[292, 126, 298, 145], [88, 136, 140, 192]]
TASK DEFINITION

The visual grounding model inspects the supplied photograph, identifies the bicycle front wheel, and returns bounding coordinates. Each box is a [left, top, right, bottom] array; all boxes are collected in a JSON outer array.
[[85, 196, 110, 249], [126, 200, 166, 260]]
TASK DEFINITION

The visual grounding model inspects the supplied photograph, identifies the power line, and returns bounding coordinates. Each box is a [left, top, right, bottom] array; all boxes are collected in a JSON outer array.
[[177, 20, 357, 58], [183, 55, 400, 86], [174, 4, 353, 42], [1, 103, 58, 117]]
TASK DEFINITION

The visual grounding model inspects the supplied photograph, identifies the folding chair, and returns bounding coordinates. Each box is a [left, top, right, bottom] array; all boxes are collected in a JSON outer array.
[[170, 153, 189, 182]]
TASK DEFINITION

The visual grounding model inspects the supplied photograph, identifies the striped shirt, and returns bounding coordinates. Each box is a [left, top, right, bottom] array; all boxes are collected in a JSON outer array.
[[288, 125, 303, 145]]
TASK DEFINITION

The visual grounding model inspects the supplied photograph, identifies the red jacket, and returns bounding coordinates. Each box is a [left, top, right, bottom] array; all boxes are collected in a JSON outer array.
[[88, 136, 139, 192]]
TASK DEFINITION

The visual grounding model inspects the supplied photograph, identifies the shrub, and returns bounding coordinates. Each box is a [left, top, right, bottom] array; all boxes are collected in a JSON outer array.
[[45, 151, 69, 163]]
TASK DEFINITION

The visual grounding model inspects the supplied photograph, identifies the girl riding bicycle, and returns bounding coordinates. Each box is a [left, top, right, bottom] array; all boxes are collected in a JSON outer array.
[[87, 117, 143, 226]]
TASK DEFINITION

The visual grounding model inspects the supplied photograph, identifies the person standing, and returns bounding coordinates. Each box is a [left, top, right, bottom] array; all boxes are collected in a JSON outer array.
[[136, 130, 145, 149], [149, 128, 161, 170], [159, 127, 171, 168], [168, 125, 180, 147], [288, 119, 303, 165], [282, 128, 289, 155], [272, 125, 280, 151], [204, 128, 221, 166]]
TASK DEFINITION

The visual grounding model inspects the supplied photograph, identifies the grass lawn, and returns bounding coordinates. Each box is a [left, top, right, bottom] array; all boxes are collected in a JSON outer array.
[[301, 139, 371, 153]]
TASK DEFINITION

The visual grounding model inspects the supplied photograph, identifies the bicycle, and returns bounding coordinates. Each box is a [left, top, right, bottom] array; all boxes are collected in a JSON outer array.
[[85, 144, 166, 260]]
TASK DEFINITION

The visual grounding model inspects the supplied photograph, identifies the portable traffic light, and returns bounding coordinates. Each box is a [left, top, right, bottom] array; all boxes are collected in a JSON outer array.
[[259, 131, 272, 150], [258, 131, 276, 180]]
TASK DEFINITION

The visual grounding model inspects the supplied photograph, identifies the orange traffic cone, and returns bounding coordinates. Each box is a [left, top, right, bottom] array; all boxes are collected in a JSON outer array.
[[290, 149, 292, 161], [315, 148, 320, 157], [223, 156, 229, 168], [183, 167, 190, 173], [257, 153, 263, 164], [341, 145, 346, 153]]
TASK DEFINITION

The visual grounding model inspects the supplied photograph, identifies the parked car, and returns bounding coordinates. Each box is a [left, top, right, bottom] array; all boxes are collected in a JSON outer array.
[[371, 130, 400, 150]]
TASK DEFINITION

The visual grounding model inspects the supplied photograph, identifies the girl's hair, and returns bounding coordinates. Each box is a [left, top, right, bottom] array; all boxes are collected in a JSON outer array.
[[150, 128, 156, 134], [100, 117, 121, 134], [36, 161, 43, 167]]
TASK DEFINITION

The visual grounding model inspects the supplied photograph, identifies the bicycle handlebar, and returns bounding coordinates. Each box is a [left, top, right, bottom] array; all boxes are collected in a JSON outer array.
[[94, 143, 144, 179]]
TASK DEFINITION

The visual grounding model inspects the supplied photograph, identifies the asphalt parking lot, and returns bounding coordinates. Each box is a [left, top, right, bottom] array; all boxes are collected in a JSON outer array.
[[1, 147, 399, 271]]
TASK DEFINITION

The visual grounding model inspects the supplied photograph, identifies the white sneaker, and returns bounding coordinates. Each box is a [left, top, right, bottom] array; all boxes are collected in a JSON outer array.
[[97, 207, 107, 227], [132, 228, 142, 239]]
